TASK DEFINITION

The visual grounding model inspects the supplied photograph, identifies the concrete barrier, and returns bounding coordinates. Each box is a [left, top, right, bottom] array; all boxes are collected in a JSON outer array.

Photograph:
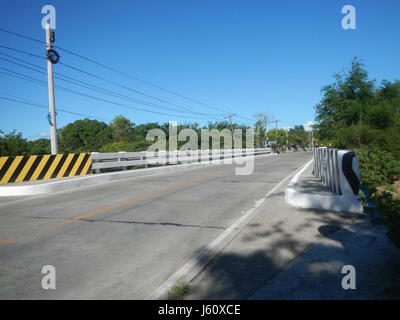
[[285, 148, 363, 213], [0, 152, 276, 196], [0, 153, 91, 184], [313, 147, 360, 196]]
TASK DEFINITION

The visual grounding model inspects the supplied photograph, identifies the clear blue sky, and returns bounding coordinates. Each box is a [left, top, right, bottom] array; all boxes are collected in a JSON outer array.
[[0, 0, 399, 139]]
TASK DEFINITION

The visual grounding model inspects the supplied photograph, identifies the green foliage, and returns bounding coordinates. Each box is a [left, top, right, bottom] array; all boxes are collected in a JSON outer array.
[[267, 128, 284, 144], [58, 118, 112, 153], [264, 126, 311, 149], [314, 58, 400, 248], [167, 282, 190, 300], [99, 139, 153, 153], [372, 191, 400, 248], [1, 115, 256, 156], [0, 131, 51, 156], [314, 57, 400, 155], [27, 138, 50, 155], [109, 115, 135, 142], [365, 102, 395, 130], [0, 130, 30, 156], [357, 146, 400, 191], [288, 125, 310, 147], [99, 141, 130, 153]]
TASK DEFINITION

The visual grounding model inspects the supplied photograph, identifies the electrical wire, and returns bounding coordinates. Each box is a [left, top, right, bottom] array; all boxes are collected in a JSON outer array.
[[0, 53, 224, 117], [0, 94, 111, 121], [0, 66, 224, 120], [0, 27, 254, 124], [0, 44, 228, 118]]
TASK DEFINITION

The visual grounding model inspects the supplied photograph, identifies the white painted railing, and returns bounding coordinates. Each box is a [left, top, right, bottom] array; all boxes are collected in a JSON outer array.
[[313, 147, 360, 196], [91, 148, 272, 173], [313, 147, 341, 195]]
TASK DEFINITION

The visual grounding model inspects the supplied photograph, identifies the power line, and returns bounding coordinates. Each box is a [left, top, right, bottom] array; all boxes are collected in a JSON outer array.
[[0, 94, 111, 121], [0, 69, 45, 86], [0, 45, 45, 60], [55, 49, 254, 123], [0, 45, 227, 118], [0, 66, 223, 120], [0, 53, 224, 117], [0, 27, 254, 123], [56, 60, 228, 118], [0, 27, 44, 45]]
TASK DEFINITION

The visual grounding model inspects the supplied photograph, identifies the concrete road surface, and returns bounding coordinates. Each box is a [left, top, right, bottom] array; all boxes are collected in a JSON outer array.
[[0, 152, 311, 299]]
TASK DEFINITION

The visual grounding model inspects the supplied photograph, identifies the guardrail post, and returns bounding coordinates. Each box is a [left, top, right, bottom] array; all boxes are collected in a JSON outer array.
[[91, 152, 100, 174], [141, 152, 148, 168], [118, 151, 127, 171]]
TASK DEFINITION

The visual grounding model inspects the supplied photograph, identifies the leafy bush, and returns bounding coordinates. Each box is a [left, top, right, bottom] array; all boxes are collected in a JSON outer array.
[[27, 139, 50, 155], [372, 191, 400, 248], [357, 145, 400, 191], [365, 103, 395, 130], [0, 131, 51, 156], [0, 131, 30, 156], [167, 282, 190, 300]]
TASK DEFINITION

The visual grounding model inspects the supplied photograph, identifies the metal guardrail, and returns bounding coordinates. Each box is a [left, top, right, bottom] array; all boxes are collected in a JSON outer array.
[[91, 148, 272, 173]]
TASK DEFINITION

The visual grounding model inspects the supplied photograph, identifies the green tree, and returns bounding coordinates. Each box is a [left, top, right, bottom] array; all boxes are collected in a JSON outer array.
[[314, 57, 375, 147], [109, 115, 135, 142], [314, 57, 400, 156], [0, 130, 30, 156], [267, 128, 288, 147], [287, 125, 309, 147], [27, 138, 51, 155], [58, 118, 112, 153]]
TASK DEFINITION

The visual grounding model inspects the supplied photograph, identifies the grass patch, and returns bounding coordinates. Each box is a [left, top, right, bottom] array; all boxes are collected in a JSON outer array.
[[167, 282, 191, 300]]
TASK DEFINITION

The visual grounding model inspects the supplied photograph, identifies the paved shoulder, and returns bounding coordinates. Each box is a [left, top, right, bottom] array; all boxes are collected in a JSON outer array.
[[185, 163, 400, 300]]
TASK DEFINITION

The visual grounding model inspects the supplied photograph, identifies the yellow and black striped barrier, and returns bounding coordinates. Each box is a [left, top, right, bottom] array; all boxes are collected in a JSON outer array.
[[0, 153, 92, 184]]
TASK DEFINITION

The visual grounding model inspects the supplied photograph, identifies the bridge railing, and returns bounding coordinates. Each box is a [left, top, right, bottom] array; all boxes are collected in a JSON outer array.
[[313, 147, 360, 196], [91, 148, 272, 173]]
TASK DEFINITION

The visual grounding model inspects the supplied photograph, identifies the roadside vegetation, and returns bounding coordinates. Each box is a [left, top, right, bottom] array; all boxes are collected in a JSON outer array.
[[167, 282, 191, 300], [314, 57, 400, 247], [1, 117, 311, 156]]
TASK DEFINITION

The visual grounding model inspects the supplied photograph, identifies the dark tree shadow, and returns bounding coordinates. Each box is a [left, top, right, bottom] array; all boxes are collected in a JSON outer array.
[[186, 209, 400, 300]]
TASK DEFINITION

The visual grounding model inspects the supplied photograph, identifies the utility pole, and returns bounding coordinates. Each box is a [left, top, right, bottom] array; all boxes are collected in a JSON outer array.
[[275, 120, 279, 140], [286, 129, 289, 150], [272, 119, 281, 143], [311, 129, 314, 149], [224, 114, 236, 136], [253, 113, 269, 147], [46, 23, 58, 155], [264, 114, 268, 147]]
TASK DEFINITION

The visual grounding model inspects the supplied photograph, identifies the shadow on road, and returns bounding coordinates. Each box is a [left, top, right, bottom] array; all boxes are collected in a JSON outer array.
[[186, 208, 400, 300]]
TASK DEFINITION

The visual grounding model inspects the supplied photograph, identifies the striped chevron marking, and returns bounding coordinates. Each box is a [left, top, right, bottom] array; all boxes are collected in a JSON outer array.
[[0, 153, 92, 184]]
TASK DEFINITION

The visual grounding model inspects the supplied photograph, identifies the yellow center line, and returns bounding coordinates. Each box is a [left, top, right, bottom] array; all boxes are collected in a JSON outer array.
[[0, 238, 16, 245], [0, 169, 233, 246], [57, 170, 231, 226]]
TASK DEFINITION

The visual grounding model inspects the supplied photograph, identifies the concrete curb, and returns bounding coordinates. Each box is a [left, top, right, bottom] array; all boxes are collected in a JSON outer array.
[[285, 159, 363, 213], [146, 156, 303, 300], [0, 153, 276, 196]]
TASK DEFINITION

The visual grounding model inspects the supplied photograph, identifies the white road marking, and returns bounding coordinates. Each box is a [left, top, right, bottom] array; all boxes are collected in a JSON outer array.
[[287, 159, 314, 189], [146, 158, 312, 300]]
